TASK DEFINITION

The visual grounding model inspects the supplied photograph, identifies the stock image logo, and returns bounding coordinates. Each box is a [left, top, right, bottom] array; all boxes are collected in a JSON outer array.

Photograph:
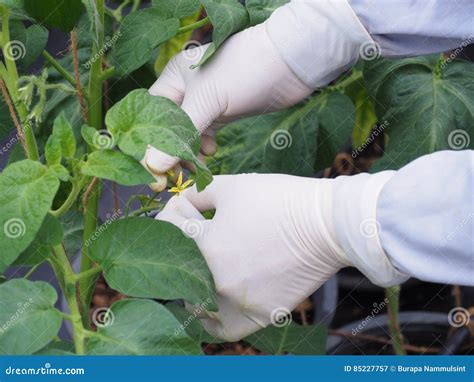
[[92, 307, 115, 328], [4, 40, 26, 61], [3, 218, 26, 239], [269, 129, 292, 150], [270, 307, 292, 327]]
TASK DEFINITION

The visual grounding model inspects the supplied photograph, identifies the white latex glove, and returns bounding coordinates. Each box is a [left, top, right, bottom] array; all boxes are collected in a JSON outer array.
[[157, 174, 348, 341], [143, 21, 313, 189], [157, 172, 409, 341], [143, 0, 374, 189]]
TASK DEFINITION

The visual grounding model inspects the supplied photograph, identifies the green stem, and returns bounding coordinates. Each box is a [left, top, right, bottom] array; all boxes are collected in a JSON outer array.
[[130, 205, 161, 217], [0, 6, 39, 161], [51, 244, 86, 355], [23, 263, 41, 279], [50, 178, 84, 218], [330, 69, 363, 93], [131, 0, 141, 13], [73, 265, 102, 282], [385, 286, 406, 355], [79, 0, 105, 328], [99, 67, 115, 82], [80, 183, 101, 328], [60, 312, 74, 322], [42, 51, 88, 99], [177, 17, 210, 35]]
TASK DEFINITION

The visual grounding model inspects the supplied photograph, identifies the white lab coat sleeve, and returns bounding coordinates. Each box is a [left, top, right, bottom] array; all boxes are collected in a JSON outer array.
[[348, 0, 473, 57], [376, 150, 474, 286], [332, 151, 473, 287], [266, 0, 473, 88]]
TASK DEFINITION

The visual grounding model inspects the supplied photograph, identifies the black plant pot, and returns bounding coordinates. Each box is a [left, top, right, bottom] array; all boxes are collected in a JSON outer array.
[[326, 311, 473, 355]]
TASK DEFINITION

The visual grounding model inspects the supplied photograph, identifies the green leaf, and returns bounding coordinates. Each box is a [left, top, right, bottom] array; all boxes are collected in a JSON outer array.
[[81, 150, 154, 186], [60, 211, 84, 256], [364, 55, 474, 171], [0, 160, 60, 273], [113, 8, 180, 75], [152, 0, 201, 18], [211, 100, 318, 176], [88, 217, 217, 310], [24, 0, 84, 32], [81, 0, 101, 47], [344, 70, 378, 148], [0, 0, 24, 9], [48, 164, 70, 182], [245, 322, 327, 355], [35, 341, 75, 355], [80, 124, 96, 147], [21, 24, 49, 68], [212, 92, 354, 175], [166, 302, 224, 345], [45, 135, 61, 166], [313, 92, 355, 171], [196, 0, 249, 66], [52, 112, 76, 158], [6, 142, 26, 165], [8, 21, 48, 69], [155, 10, 201, 73], [245, 0, 289, 26], [106, 89, 213, 191], [13, 214, 63, 266], [87, 299, 202, 355], [0, 279, 62, 354]]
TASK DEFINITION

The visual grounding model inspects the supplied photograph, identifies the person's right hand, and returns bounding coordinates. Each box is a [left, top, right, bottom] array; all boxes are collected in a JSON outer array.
[[143, 21, 313, 189]]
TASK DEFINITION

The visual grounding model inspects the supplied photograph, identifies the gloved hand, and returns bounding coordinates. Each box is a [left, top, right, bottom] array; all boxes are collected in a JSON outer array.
[[143, 0, 374, 189], [143, 21, 313, 189], [157, 174, 347, 341], [157, 172, 409, 341]]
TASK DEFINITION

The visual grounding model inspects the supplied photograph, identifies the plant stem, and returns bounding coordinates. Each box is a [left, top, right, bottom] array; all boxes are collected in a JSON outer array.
[[131, 0, 141, 13], [41, 51, 86, 98], [79, 0, 105, 328], [177, 17, 210, 35], [0, 6, 39, 161], [50, 178, 84, 218], [385, 286, 406, 355], [130, 205, 162, 217], [51, 244, 86, 355], [330, 69, 363, 93], [99, 67, 115, 82], [73, 265, 102, 282], [23, 263, 41, 279]]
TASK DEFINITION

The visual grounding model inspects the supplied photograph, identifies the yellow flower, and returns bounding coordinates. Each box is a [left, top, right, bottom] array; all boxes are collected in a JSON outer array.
[[168, 171, 194, 195]]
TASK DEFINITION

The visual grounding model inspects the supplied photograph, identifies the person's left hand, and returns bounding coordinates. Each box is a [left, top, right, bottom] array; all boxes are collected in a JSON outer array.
[[156, 173, 350, 341]]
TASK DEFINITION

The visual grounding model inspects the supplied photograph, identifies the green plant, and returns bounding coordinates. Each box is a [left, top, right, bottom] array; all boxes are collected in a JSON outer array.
[[0, 0, 472, 356]]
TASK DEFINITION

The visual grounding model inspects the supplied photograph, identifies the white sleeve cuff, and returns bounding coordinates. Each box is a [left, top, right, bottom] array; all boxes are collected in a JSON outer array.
[[266, 0, 373, 88], [332, 171, 410, 287]]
